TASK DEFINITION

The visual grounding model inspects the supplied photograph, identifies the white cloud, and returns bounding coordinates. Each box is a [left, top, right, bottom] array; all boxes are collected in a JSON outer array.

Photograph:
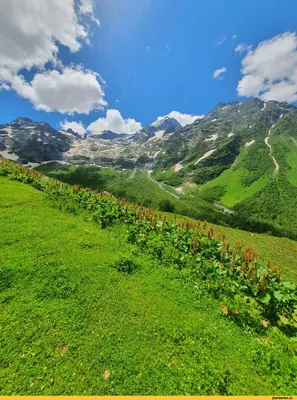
[[237, 74, 265, 97], [235, 43, 252, 54], [232, 34, 238, 40], [7, 66, 107, 114], [215, 35, 226, 46], [237, 31, 297, 102], [78, 0, 100, 25], [0, 0, 94, 73], [60, 120, 86, 136], [166, 45, 171, 52], [155, 111, 204, 127], [213, 67, 227, 79], [0, 0, 104, 114], [87, 109, 142, 134]]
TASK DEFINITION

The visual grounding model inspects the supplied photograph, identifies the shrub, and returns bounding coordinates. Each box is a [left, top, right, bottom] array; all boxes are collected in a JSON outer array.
[[158, 199, 175, 213]]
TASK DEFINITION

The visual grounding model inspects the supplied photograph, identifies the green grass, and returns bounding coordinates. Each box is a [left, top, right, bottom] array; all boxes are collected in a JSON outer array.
[[36, 164, 174, 209], [211, 223, 297, 282], [34, 163, 297, 281], [35, 163, 227, 224], [1, 177, 297, 395], [199, 164, 268, 208], [0, 177, 45, 207]]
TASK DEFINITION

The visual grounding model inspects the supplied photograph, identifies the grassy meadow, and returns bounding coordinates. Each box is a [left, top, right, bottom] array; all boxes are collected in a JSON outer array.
[[0, 172, 297, 395]]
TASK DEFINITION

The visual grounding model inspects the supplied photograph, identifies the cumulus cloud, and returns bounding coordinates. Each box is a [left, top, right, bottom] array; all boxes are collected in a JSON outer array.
[[0, 0, 94, 72], [60, 120, 86, 136], [237, 31, 297, 102], [6, 67, 107, 114], [0, 0, 104, 114], [87, 109, 142, 134], [213, 67, 227, 79], [155, 111, 204, 127]]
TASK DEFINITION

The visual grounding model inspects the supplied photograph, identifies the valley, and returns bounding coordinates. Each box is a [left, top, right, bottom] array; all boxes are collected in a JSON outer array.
[[1, 97, 297, 240]]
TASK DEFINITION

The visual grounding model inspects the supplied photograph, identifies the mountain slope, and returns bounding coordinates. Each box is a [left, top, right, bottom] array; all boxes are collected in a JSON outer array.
[[0, 118, 76, 163], [1, 169, 297, 395], [2, 98, 297, 238]]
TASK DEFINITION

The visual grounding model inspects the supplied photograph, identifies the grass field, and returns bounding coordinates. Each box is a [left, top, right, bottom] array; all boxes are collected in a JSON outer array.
[[35, 164, 297, 281], [199, 164, 268, 208], [1, 177, 297, 395], [211, 223, 297, 282]]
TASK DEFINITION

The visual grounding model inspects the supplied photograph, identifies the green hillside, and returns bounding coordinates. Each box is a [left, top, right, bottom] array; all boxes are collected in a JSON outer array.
[[1, 160, 297, 395], [198, 144, 272, 207], [35, 162, 228, 225], [152, 106, 297, 240], [33, 161, 297, 282]]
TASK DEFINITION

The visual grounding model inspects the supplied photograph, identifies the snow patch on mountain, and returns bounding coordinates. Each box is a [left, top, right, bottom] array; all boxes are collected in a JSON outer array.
[[245, 139, 255, 148], [205, 134, 218, 142], [0, 150, 19, 161], [172, 162, 183, 172], [194, 149, 216, 165]]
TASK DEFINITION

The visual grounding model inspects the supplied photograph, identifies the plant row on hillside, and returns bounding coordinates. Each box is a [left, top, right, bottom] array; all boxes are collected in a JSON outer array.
[[1, 158, 297, 333]]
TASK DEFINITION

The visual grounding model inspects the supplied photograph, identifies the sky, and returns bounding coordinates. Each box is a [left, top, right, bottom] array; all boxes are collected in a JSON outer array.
[[1, 0, 297, 136]]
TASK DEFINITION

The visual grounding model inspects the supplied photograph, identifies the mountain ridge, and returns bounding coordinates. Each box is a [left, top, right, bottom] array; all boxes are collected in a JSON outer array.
[[1, 98, 295, 168], [2, 97, 297, 240]]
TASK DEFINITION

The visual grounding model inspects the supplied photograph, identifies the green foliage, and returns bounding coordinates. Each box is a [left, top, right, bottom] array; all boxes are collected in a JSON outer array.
[[155, 150, 180, 168], [192, 165, 228, 184], [199, 185, 226, 202], [0, 268, 14, 292], [200, 136, 241, 168], [35, 163, 232, 228], [152, 168, 184, 187], [135, 154, 153, 165], [234, 173, 297, 240], [2, 159, 297, 332], [1, 162, 297, 394], [108, 258, 140, 274], [190, 137, 241, 184], [240, 142, 274, 186], [158, 199, 175, 213]]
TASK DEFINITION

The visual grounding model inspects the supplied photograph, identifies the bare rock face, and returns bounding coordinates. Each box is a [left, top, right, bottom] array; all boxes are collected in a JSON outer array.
[[0, 118, 75, 163]]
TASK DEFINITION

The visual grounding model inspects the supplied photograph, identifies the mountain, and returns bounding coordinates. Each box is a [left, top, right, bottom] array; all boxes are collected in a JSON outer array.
[[0, 117, 76, 163], [2, 98, 297, 239], [155, 98, 294, 177], [0, 115, 182, 167], [90, 130, 129, 140], [132, 116, 182, 143], [1, 99, 295, 169]]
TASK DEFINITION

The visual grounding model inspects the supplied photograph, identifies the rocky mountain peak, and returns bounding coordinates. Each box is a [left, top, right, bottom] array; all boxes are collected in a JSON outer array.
[[151, 116, 182, 132], [11, 117, 34, 125], [88, 130, 129, 140]]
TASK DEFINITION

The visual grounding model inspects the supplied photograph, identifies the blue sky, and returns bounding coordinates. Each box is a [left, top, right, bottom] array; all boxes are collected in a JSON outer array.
[[1, 0, 297, 135]]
